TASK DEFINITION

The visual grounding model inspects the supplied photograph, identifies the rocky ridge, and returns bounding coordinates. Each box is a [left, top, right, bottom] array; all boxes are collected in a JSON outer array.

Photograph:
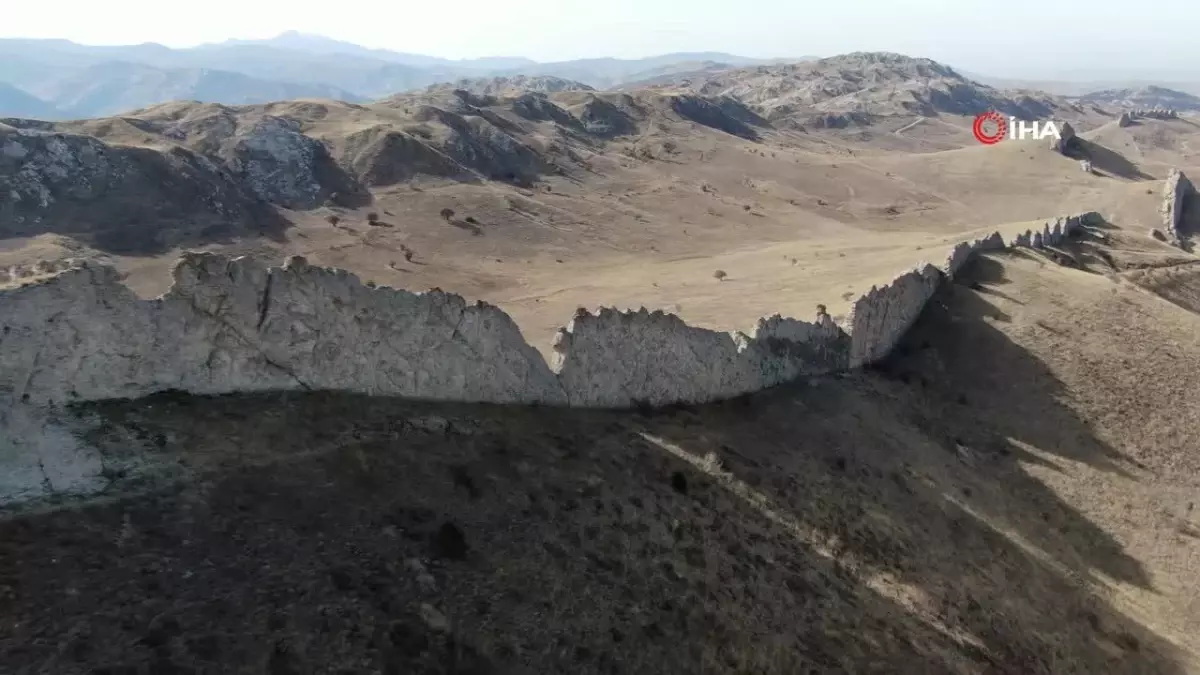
[[1, 206, 1101, 505], [621, 52, 1091, 128], [1076, 85, 1200, 113]]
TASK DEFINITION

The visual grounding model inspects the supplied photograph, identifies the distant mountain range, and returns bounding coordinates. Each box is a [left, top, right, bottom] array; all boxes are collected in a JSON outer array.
[[0, 32, 803, 120], [1, 32, 1195, 122], [1073, 85, 1200, 112]]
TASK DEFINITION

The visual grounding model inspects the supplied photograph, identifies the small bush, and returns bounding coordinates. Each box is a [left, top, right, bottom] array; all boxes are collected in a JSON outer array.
[[325, 214, 340, 225], [367, 211, 379, 222], [464, 216, 477, 224], [440, 208, 455, 222], [713, 269, 727, 281]]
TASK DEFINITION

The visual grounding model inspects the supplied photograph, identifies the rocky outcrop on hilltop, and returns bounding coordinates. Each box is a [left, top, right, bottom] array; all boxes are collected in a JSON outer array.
[[666, 94, 765, 139], [0, 123, 284, 253], [216, 116, 366, 209], [570, 94, 640, 137], [1077, 85, 1200, 113], [1162, 169, 1194, 239], [1130, 108, 1180, 120], [1050, 121, 1077, 154], [631, 52, 1087, 127], [509, 93, 585, 129], [423, 75, 596, 98]]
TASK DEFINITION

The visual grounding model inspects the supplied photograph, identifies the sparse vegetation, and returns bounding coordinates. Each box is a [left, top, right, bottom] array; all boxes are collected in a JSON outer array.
[[713, 269, 727, 281], [440, 208, 455, 222], [325, 214, 340, 225]]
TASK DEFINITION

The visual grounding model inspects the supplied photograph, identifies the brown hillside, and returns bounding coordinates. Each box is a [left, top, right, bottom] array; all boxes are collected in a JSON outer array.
[[2, 216, 1199, 674]]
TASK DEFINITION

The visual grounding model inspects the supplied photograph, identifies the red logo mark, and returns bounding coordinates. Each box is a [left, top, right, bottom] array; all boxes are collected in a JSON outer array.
[[973, 112, 1007, 145]]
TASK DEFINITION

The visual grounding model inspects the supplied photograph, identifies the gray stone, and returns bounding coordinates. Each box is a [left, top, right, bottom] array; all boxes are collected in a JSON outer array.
[[1162, 169, 1194, 238]]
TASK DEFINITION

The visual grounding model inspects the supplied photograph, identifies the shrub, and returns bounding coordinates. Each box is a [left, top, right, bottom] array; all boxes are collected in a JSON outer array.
[[440, 208, 455, 222], [367, 211, 379, 222], [325, 214, 340, 225], [713, 269, 727, 281], [464, 216, 477, 224]]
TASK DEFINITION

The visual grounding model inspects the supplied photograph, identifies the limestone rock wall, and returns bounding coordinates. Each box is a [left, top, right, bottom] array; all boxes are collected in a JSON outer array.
[[943, 232, 1005, 278], [1162, 169, 1194, 237], [1, 213, 1100, 505], [845, 264, 943, 368], [1004, 212, 1098, 249], [0, 253, 566, 409], [551, 308, 847, 408], [1131, 109, 1179, 120]]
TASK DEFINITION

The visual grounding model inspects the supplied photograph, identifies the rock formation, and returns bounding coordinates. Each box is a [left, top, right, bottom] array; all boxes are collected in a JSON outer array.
[[1162, 169, 1194, 238], [0, 253, 566, 409], [1049, 120, 1076, 154], [1130, 108, 1179, 120], [0, 213, 1098, 504], [217, 116, 363, 209], [1118, 111, 1132, 127], [0, 124, 282, 252]]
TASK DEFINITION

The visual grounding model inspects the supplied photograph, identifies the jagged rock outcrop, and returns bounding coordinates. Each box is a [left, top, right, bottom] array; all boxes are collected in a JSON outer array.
[[1130, 108, 1179, 120], [1162, 169, 1194, 238], [0, 212, 1098, 505], [0, 125, 284, 253], [666, 95, 764, 140], [846, 264, 943, 368], [423, 75, 595, 98], [943, 232, 1005, 278], [0, 253, 566, 409], [510, 93, 585, 130], [1049, 120, 1077, 154], [1118, 111, 1132, 127], [572, 95, 639, 137], [217, 116, 366, 209], [1004, 212, 1097, 249], [551, 307, 847, 408]]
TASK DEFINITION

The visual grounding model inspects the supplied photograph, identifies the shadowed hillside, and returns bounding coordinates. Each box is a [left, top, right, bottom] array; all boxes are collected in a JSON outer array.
[[1, 215, 1199, 673]]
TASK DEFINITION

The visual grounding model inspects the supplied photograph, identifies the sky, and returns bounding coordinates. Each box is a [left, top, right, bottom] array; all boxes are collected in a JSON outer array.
[[2, 0, 1197, 80]]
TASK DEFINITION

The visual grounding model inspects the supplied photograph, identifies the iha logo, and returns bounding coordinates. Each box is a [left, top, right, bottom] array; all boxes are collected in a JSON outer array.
[[973, 112, 1062, 144]]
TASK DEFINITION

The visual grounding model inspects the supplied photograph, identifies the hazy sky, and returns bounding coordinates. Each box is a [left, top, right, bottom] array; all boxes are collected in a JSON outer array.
[[3, 0, 1196, 79]]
